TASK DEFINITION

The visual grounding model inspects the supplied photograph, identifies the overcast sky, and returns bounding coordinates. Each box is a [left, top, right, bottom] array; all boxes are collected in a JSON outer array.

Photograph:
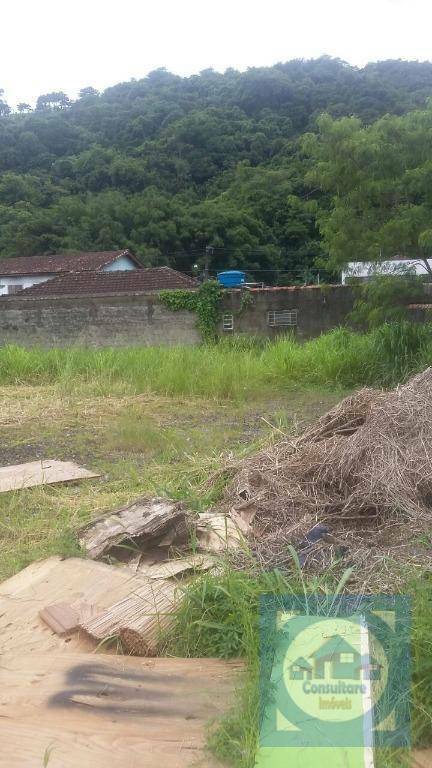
[[2, 0, 431, 107]]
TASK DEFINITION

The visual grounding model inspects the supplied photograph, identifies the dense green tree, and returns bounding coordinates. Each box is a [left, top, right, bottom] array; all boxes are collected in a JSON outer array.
[[16, 103, 32, 114], [78, 87, 99, 99], [3, 59, 432, 277], [0, 89, 10, 118], [302, 104, 432, 272], [350, 271, 424, 328], [36, 92, 72, 111]]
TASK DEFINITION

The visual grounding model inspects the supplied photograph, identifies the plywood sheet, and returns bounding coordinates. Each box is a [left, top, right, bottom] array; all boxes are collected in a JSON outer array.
[[0, 556, 152, 654], [0, 459, 100, 493], [0, 652, 243, 767], [413, 751, 432, 768]]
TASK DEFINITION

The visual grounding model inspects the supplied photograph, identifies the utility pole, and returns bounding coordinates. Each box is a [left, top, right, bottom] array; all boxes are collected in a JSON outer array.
[[203, 245, 213, 281]]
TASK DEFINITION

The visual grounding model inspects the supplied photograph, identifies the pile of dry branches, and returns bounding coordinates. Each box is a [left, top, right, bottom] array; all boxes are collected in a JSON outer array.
[[226, 368, 432, 585]]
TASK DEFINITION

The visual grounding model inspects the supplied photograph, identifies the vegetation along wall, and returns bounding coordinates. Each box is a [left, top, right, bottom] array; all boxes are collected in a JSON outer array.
[[219, 286, 355, 340], [0, 286, 355, 347]]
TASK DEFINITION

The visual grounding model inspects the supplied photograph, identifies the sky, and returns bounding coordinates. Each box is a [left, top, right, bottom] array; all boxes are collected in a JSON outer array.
[[2, 0, 432, 107]]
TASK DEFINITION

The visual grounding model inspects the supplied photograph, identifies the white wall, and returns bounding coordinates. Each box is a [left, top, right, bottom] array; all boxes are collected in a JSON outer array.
[[102, 255, 138, 272], [0, 274, 54, 296], [341, 259, 432, 284]]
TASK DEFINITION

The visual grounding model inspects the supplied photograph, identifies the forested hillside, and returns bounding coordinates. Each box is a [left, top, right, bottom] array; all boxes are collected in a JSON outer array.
[[2, 57, 432, 280]]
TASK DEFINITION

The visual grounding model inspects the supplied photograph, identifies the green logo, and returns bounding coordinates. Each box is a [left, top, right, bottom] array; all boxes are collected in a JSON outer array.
[[259, 596, 410, 749]]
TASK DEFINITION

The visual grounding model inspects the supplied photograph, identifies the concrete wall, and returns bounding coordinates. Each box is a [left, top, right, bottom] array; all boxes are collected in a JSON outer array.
[[0, 293, 200, 348], [219, 285, 355, 340], [0, 285, 357, 348]]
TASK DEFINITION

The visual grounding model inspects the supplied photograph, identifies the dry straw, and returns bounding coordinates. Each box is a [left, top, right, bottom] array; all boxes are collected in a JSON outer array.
[[224, 369, 432, 588]]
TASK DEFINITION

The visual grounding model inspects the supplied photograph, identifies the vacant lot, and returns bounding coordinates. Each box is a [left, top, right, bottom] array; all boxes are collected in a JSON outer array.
[[0, 383, 342, 580], [1, 333, 431, 768]]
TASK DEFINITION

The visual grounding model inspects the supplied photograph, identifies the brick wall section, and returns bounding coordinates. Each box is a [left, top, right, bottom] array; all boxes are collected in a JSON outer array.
[[220, 285, 355, 340], [0, 293, 200, 347]]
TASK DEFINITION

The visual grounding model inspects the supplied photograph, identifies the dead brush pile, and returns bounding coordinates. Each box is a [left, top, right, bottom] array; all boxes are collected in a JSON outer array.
[[226, 368, 432, 587]]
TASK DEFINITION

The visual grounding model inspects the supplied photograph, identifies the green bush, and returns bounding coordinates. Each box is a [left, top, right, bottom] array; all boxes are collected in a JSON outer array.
[[350, 272, 424, 329]]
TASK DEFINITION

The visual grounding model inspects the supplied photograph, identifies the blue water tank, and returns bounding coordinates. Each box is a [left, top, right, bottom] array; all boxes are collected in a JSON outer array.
[[217, 270, 246, 288]]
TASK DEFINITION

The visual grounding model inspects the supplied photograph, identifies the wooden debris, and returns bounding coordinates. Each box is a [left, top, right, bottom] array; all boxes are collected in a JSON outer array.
[[196, 512, 245, 552], [230, 500, 257, 528], [39, 601, 97, 636], [0, 556, 152, 655], [0, 459, 100, 494], [229, 507, 254, 535], [79, 496, 187, 559], [81, 579, 179, 655], [413, 750, 432, 768], [138, 553, 216, 579], [0, 651, 243, 767]]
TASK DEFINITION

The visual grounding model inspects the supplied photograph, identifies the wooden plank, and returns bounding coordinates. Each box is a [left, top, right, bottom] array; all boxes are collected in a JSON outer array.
[[39, 601, 97, 636], [79, 497, 187, 559], [0, 652, 243, 767], [413, 750, 432, 768], [0, 556, 153, 655], [136, 553, 216, 579], [0, 459, 100, 493], [81, 579, 179, 655]]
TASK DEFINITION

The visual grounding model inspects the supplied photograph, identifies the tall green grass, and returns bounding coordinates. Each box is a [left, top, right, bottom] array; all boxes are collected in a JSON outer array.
[[0, 323, 431, 397], [168, 567, 432, 768]]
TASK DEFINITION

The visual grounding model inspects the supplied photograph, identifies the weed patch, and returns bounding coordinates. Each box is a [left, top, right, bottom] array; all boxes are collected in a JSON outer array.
[[0, 323, 431, 399]]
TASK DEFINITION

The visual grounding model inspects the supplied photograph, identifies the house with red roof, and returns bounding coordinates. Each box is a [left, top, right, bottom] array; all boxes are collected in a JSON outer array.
[[0, 250, 143, 296], [14, 267, 198, 297]]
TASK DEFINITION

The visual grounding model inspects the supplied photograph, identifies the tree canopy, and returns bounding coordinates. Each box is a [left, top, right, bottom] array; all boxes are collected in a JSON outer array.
[[303, 103, 432, 272], [2, 57, 432, 278]]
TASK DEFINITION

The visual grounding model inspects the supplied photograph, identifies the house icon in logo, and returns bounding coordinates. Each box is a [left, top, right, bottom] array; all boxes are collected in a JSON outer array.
[[288, 635, 383, 682], [309, 636, 361, 679], [289, 657, 313, 681]]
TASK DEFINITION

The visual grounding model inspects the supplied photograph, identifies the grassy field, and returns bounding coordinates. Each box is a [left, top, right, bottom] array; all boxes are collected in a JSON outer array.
[[0, 382, 342, 580], [1, 331, 431, 768], [0, 321, 431, 398]]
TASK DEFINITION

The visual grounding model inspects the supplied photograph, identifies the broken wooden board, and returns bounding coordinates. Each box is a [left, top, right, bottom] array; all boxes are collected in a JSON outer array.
[[39, 601, 97, 636], [79, 496, 187, 559], [81, 578, 179, 655], [413, 751, 432, 768], [134, 553, 216, 579], [0, 556, 152, 655], [196, 512, 245, 552], [0, 652, 243, 767], [0, 459, 100, 493]]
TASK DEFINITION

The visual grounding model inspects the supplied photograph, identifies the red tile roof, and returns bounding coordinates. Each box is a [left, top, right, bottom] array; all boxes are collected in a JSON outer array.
[[0, 250, 142, 275], [228, 284, 345, 293], [14, 268, 198, 297]]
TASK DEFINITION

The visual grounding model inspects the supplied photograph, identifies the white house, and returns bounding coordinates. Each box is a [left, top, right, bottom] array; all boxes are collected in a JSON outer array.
[[0, 250, 142, 296], [341, 258, 432, 285]]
